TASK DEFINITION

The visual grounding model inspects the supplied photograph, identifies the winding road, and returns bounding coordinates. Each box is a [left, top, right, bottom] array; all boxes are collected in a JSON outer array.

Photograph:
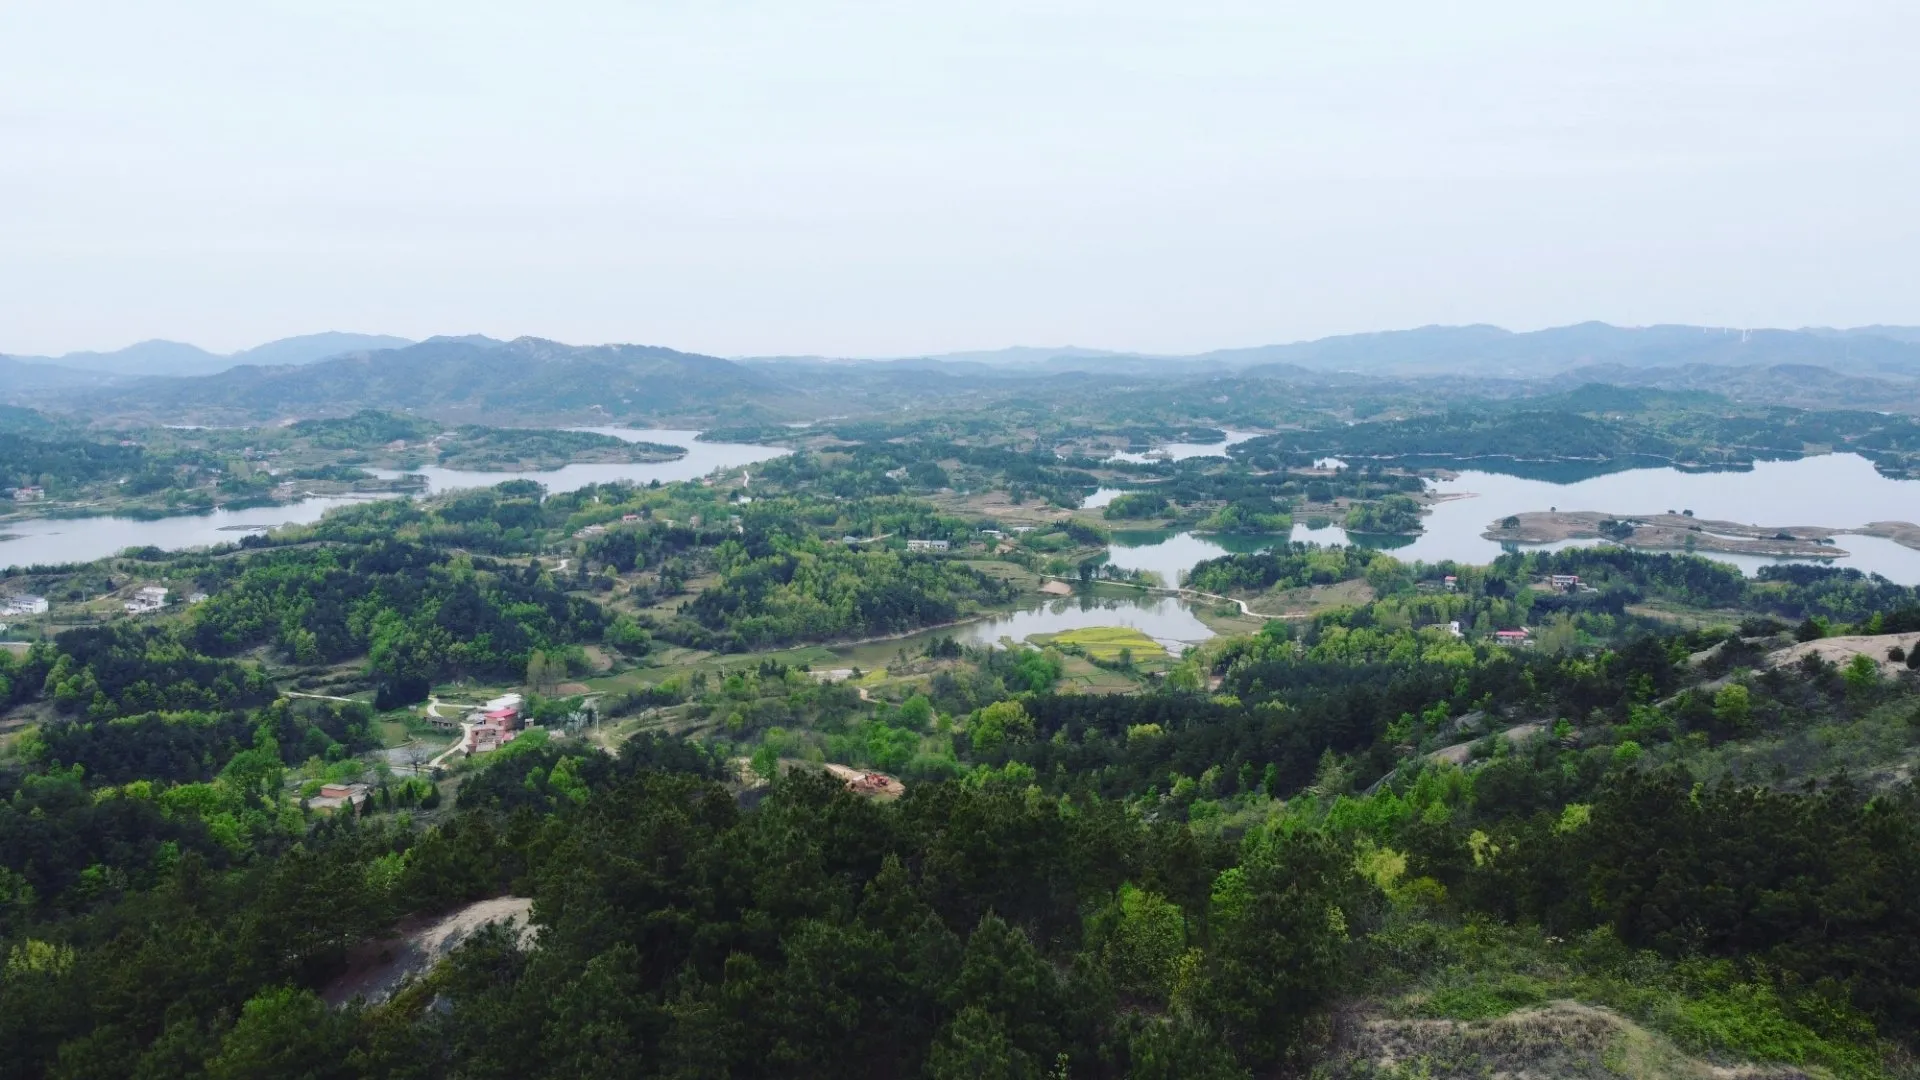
[[284, 690, 365, 704]]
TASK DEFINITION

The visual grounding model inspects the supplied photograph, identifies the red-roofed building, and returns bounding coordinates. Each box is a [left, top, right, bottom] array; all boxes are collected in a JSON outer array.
[[464, 695, 525, 755]]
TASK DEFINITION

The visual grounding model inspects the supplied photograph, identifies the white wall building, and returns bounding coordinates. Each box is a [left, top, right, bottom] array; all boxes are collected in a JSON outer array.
[[125, 586, 168, 614], [1, 595, 48, 616]]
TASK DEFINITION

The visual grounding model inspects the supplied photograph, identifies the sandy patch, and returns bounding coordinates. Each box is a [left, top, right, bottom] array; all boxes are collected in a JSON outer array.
[[1767, 632, 1920, 678], [1428, 722, 1547, 766], [1855, 520, 1920, 551], [1484, 511, 1842, 558]]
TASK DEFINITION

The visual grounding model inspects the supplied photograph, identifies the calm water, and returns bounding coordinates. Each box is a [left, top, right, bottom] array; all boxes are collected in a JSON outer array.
[[1410, 453, 1920, 580], [0, 429, 789, 569], [1107, 430, 1260, 463], [1103, 530, 1281, 586], [1091, 454, 1920, 585], [384, 428, 790, 495], [851, 593, 1217, 658]]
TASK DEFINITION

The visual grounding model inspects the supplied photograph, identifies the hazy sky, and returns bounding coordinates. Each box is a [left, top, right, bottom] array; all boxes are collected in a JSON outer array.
[[3, 1, 1916, 357]]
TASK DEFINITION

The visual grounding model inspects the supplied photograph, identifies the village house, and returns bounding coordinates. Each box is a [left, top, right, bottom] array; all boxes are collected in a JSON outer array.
[[905, 539, 950, 552], [462, 694, 526, 755], [11, 486, 45, 502], [125, 586, 168, 614], [310, 782, 371, 811], [1494, 628, 1532, 646], [1443, 575, 1458, 591], [1, 594, 49, 616], [1549, 574, 1580, 589]]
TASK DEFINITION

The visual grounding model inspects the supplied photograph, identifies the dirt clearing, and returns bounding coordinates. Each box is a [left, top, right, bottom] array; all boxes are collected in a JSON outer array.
[[1768, 632, 1920, 678], [324, 896, 536, 1006]]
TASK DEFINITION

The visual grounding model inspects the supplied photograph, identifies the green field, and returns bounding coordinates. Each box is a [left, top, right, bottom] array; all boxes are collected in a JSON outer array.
[[1037, 625, 1167, 662]]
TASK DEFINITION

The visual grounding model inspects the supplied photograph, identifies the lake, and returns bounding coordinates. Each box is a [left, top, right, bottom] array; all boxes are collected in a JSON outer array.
[[843, 592, 1218, 659], [1411, 452, 1920, 580], [387, 428, 790, 495], [0, 429, 790, 569], [1106, 430, 1260, 463], [1096, 454, 1920, 585]]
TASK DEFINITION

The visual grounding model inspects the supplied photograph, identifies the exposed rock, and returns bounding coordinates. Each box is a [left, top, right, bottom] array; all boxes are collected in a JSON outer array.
[[323, 896, 536, 1007]]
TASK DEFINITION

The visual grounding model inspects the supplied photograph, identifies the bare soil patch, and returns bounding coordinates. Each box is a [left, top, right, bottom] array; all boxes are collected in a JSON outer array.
[[1768, 632, 1920, 678], [1857, 520, 1920, 551], [323, 896, 536, 1007], [822, 762, 906, 800], [1250, 578, 1376, 618], [1332, 1000, 1811, 1080], [1485, 512, 1843, 558]]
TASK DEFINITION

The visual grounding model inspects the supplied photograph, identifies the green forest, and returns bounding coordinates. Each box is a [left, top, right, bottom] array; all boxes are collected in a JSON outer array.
[[5, 388, 1920, 1079], [17, 19, 1920, 1076], [3, 479, 1920, 1078]]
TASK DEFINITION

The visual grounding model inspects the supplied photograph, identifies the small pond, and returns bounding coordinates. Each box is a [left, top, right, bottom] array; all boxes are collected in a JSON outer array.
[[849, 593, 1218, 658]]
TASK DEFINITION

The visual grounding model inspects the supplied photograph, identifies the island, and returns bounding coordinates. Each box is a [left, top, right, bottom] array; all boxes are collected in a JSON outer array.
[[1483, 510, 1920, 558]]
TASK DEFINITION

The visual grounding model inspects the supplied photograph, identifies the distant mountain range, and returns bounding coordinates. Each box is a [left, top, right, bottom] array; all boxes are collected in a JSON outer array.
[[51, 336, 776, 423], [6, 323, 1920, 423], [1, 332, 414, 377], [11, 322, 1920, 382], [882, 322, 1920, 377]]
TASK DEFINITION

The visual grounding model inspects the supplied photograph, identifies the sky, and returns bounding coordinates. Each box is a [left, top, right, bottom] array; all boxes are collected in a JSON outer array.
[[3, 1, 1917, 358]]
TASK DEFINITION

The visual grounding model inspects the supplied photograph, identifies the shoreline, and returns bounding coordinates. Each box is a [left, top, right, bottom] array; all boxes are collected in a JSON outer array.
[[1479, 510, 1920, 558]]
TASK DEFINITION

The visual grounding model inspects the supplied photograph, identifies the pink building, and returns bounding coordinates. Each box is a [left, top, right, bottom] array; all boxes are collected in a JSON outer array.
[[463, 697, 525, 754]]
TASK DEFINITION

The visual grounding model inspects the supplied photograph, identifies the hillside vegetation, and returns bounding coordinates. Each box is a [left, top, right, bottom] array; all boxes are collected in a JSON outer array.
[[5, 393, 1920, 1078]]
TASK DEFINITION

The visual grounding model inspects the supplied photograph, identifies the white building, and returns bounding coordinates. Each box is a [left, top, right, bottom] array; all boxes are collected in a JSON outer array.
[[906, 539, 950, 552], [1, 594, 49, 616], [125, 586, 169, 614]]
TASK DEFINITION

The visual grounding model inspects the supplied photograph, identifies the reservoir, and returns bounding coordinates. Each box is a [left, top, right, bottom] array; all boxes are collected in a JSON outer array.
[[837, 591, 1220, 661], [1106, 430, 1260, 463], [0, 429, 789, 570], [1096, 454, 1920, 585], [388, 428, 790, 495]]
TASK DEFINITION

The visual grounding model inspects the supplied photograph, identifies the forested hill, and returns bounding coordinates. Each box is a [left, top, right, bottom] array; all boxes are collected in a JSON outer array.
[[55, 338, 785, 424]]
